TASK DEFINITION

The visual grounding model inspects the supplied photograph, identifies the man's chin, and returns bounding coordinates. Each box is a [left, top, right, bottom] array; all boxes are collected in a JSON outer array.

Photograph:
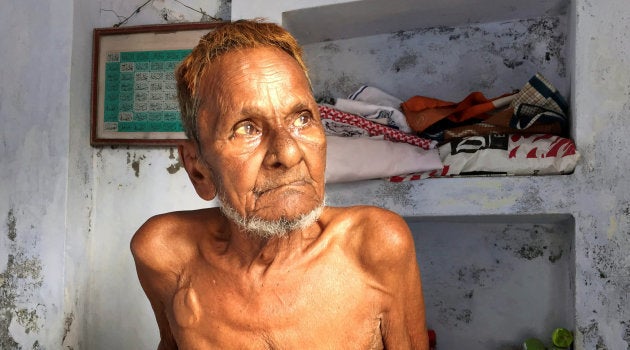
[[220, 200, 325, 239]]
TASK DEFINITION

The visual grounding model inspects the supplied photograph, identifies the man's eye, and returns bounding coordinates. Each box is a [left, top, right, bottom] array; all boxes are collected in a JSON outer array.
[[293, 113, 311, 127], [234, 122, 260, 136]]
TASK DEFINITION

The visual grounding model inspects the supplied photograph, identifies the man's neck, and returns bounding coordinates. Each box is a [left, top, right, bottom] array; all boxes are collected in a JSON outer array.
[[224, 219, 323, 273]]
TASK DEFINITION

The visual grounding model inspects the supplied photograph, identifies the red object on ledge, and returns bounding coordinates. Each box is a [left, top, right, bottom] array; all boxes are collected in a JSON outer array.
[[428, 329, 436, 349]]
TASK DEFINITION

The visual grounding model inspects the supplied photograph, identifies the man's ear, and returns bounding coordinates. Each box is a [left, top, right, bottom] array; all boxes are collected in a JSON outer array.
[[178, 141, 217, 201]]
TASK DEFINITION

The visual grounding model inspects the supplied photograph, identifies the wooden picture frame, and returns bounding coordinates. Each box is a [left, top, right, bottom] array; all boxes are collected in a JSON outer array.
[[91, 22, 223, 146]]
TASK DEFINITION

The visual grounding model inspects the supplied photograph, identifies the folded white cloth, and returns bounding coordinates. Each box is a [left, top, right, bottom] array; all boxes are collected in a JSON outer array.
[[348, 85, 404, 109], [325, 135, 443, 183], [332, 85, 413, 133]]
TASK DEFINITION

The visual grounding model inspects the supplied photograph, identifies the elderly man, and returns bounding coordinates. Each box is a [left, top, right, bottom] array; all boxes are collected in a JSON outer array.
[[131, 19, 428, 349]]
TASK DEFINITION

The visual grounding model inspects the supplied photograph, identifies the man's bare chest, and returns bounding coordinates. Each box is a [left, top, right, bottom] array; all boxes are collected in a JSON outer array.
[[167, 259, 385, 349]]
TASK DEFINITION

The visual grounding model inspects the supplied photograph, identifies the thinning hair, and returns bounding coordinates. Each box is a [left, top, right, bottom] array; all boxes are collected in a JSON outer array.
[[175, 19, 309, 144]]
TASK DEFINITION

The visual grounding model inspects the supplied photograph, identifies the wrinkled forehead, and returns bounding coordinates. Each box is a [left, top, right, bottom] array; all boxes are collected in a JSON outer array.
[[197, 47, 313, 115]]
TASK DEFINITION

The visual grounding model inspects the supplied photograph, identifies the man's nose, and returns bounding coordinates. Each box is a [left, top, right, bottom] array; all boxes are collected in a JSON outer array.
[[263, 128, 303, 169]]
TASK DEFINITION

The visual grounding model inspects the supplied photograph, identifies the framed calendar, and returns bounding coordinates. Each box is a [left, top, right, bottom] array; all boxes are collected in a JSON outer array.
[[91, 22, 222, 146]]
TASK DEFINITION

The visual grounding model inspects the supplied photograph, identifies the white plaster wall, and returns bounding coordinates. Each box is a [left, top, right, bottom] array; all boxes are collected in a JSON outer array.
[[63, 0, 107, 348], [0, 0, 73, 348], [231, 0, 349, 23], [303, 16, 569, 104], [409, 217, 575, 349], [84, 2, 225, 349], [87, 148, 214, 349]]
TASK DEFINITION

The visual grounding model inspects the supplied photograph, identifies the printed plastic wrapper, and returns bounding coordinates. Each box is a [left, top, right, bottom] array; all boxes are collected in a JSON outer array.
[[390, 134, 579, 181]]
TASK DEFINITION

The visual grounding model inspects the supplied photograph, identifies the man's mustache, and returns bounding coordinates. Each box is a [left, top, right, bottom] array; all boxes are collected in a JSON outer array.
[[252, 173, 314, 197]]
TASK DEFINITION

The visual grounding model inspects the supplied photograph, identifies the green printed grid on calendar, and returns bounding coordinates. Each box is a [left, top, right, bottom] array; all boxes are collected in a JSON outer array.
[[103, 49, 191, 133]]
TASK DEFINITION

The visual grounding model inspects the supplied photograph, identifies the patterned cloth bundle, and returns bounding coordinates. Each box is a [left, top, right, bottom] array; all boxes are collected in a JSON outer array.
[[320, 73, 579, 182]]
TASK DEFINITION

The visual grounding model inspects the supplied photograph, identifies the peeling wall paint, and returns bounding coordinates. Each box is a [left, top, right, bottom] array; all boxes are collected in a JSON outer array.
[[127, 152, 146, 178], [1, 210, 45, 349], [166, 148, 183, 174]]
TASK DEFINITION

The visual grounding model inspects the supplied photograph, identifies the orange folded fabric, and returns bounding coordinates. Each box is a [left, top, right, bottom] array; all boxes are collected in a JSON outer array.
[[401, 91, 516, 133]]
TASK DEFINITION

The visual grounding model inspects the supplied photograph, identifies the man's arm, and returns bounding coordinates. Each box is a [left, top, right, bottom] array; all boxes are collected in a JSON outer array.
[[131, 215, 182, 350], [358, 207, 429, 350]]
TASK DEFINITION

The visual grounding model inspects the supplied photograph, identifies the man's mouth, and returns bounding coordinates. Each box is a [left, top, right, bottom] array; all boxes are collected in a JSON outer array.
[[253, 179, 310, 197]]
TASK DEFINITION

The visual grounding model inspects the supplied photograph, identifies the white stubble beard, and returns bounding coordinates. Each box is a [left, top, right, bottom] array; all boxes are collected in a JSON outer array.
[[219, 194, 325, 239]]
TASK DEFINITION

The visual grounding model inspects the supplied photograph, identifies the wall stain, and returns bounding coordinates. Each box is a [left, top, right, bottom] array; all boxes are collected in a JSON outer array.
[[16, 308, 40, 334], [513, 184, 543, 214], [548, 249, 563, 263], [493, 224, 568, 263], [7, 209, 16, 241], [621, 320, 630, 344], [527, 17, 566, 77], [392, 52, 418, 73], [127, 152, 146, 177], [62, 311, 74, 344], [390, 30, 417, 42], [322, 73, 361, 99], [578, 320, 605, 349], [374, 181, 415, 210], [516, 244, 545, 260], [503, 58, 524, 69], [463, 289, 474, 299], [457, 265, 493, 287], [167, 148, 183, 174], [1, 209, 44, 349], [321, 42, 341, 53], [590, 240, 623, 280], [410, 26, 456, 38], [433, 299, 472, 327], [214, 0, 231, 21], [455, 308, 472, 323], [158, 0, 230, 23], [166, 161, 182, 174]]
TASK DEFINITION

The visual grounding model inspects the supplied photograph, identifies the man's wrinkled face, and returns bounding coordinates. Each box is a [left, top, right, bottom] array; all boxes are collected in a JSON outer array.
[[195, 47, 326, 233]]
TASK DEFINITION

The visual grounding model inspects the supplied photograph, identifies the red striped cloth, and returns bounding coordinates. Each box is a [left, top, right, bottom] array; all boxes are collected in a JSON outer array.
[[319, 105, 436, 150]]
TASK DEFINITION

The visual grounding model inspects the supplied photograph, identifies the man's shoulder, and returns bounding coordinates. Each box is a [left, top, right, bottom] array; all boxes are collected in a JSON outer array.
[[326, 205, 409, 233], [130, 208, 221, 272], [325, 205, 414, 264], [325, 205, 401, 223]]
